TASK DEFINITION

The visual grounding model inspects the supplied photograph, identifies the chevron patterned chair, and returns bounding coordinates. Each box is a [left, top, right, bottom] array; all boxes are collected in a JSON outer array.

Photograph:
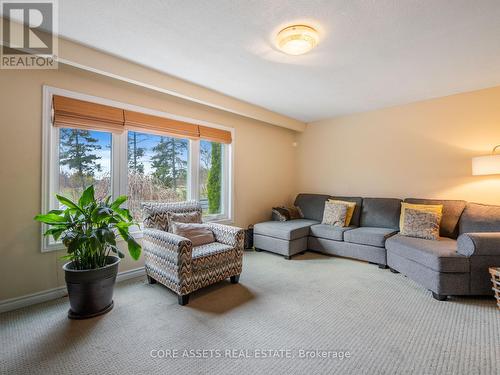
[[141, 201, 244, 305]]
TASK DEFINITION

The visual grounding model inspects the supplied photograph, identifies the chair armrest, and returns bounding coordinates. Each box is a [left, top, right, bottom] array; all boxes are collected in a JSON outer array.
[[143, 228, 193, 264], [207, 223, 244, 248], [457, 232, 500, 256]]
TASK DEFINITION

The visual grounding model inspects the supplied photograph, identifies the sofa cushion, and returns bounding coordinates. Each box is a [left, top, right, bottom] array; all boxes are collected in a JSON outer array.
[[385, 234, 468, 273], [294, 194, 330, 222], [459, 202, 500, 234], [171, 222, 215, 247], [329, 196, 363, 226], [328, 199, 356, 226], [400, 202, 443, 233], [322, 201, 349, 226], [272, 206, 304, 221], [309, 224, 356, 241], [344, 227, 398, 248], [253, 219, 319, 241], [400, 208, 440, 241], [360, 198, 402, 229], [167, 211, 202, 232], [404, 198, 466, 239], [192, 242, 234, 272]]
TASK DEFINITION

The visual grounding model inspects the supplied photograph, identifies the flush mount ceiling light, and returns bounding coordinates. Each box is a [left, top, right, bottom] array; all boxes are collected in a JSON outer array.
[[276, 25, 319, 55]]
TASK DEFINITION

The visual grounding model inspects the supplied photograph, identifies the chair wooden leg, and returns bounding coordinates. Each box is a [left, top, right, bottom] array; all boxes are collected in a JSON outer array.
[[178, 294, 190, 305], [230, 275, 240, 284], [147, 275, 157, 284]]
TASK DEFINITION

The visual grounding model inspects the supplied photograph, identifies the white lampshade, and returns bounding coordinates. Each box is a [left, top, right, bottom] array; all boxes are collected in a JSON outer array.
[[472, 154, 500, 176]]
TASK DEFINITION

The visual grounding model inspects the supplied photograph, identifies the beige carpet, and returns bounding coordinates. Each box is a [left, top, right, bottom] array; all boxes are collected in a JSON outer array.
[[1, 251, 499, 375]]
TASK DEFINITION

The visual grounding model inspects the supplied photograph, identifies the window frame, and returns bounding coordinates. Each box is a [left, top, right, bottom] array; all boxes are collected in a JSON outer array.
[[41, 86, 234, 252]]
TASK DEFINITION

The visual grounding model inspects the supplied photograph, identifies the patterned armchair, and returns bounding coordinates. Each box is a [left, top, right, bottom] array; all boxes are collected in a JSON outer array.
[[141, 201, 244, 305]]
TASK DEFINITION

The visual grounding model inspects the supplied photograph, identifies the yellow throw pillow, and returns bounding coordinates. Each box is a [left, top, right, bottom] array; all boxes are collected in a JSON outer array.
[[328, 199, 356, 226], [399, 203, 443, 232]]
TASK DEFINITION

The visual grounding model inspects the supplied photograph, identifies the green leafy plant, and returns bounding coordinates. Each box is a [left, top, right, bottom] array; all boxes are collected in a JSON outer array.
[[207, 142, 221, 214], [35, 185, 141, 270]]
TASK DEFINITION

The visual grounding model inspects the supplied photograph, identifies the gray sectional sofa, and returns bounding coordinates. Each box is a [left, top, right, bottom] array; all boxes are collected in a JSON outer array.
[[253, 194, 500, 300]]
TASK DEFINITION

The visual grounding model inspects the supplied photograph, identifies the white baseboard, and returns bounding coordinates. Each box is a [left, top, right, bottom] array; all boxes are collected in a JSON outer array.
[[0, 286, 68, 314], [116, 267, 146, 282], [0, 267, 146, 314]]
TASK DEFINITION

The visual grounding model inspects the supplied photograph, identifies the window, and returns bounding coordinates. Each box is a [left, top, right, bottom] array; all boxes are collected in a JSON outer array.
[[58, 128, 112, 203], [199, 140, 224, 217], [42, 87, 233, 251], [127, 131, 189, 221]]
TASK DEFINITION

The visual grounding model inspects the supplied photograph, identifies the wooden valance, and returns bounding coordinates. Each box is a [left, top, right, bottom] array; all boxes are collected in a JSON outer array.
[[52, 95, 125, 133], [52, 95, 232, 143], [199, 125, 232, 144], [123, 110, 199, 139]]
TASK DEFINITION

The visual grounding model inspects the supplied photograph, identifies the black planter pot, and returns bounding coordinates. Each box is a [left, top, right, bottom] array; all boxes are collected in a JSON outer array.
[[63, 256, 120, 320]]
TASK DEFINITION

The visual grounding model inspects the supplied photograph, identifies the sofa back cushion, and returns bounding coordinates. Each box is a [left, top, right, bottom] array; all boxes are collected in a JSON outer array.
[[361, 198, 402, 229], [294, 194, 330, 222], [459, 202, 500, 234], [329, 196, 363, 226], [404, 198, 466, 239]]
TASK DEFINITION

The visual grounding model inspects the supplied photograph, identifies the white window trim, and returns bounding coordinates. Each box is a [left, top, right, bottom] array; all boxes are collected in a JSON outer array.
[[41, 85, 235, 252]]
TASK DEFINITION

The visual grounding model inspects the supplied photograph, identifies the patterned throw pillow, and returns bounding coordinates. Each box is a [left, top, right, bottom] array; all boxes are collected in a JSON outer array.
[[322, 201, 349, 227], [271, 206, 304, 221], [167, 211, 202, 232], [272, 207, 290, 221], [171, 222, 215, 247], [328, 199, 356, 226], [287, 206, 304, 219], [400, 203, 442, 232], [401, 208, 440, 240]]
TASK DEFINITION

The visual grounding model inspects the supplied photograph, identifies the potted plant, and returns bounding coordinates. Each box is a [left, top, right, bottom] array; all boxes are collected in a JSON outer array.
[[35, 185, 141, 319]]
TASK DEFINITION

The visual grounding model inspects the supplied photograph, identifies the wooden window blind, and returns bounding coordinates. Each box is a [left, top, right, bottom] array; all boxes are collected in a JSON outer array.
[[123, 110, 200, 139], [199, 125, 232, 144], [52, 95, 232, 143], [52, 95, 125, 133]]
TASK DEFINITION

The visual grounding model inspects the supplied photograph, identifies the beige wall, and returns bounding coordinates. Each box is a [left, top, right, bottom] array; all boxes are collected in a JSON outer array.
[[0, 65, 297, 301], [296, 86, 500, 205], [3, 58, 500, 304]]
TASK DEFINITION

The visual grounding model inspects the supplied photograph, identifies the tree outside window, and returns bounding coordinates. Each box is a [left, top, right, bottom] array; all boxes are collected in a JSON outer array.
[[200, 140, 223, 215], [58, 128, 111, 202], [127, 131, 188, 221]]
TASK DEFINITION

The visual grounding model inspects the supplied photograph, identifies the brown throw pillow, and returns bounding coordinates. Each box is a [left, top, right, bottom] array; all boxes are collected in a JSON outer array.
[[287, 206, 304, 219], [272, 207, 290, 221], [322, 201, 349, 227], [171, 222, 215, 247], [271, 206, 304, 221], [167, 211, 202, 232], [400, 208, 440, 240]]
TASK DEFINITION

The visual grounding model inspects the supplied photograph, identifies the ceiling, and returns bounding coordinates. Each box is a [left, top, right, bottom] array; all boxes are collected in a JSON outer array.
[[54, 0, 500, 122]]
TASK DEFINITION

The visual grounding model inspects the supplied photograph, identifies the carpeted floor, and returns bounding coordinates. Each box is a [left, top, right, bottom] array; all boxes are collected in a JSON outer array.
[[1, 251, 499, 375]]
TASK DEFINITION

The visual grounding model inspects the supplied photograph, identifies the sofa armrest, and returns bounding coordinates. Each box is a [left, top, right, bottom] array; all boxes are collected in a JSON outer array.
[[207, 223, 244, 249], [457, 232, 500, 256], [143, 228, 193, 264]]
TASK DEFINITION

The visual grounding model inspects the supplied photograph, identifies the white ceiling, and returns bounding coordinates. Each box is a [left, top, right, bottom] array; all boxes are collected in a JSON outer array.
[[56, 0, 500, 122]]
